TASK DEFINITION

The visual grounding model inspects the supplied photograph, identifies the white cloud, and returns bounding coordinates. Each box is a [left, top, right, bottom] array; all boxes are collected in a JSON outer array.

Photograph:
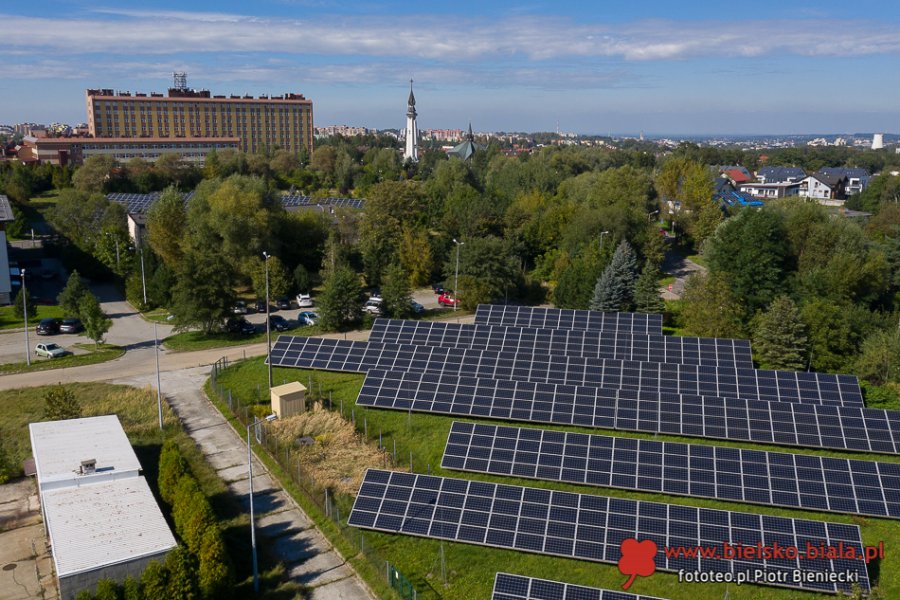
[[1, 11, 900, 62]]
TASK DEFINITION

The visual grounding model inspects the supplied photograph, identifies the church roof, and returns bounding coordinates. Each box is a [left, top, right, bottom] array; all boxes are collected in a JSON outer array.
[[408, 80, 416, 107], [448, 123, 483, 160]]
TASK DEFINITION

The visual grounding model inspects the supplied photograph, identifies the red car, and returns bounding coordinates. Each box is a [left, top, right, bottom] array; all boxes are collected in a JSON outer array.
[[438, 293, 458, 307]]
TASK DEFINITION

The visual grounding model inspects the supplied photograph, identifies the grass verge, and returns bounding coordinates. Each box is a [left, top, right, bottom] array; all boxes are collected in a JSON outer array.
[[0, 305, 67, 330], [0, 343, 124, 375], [211, 357, 896, 600], [164, 326, 325, 352]]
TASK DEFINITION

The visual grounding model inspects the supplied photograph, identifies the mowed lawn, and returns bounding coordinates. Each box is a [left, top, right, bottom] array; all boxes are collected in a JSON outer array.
[[213, 358, 899, 600]]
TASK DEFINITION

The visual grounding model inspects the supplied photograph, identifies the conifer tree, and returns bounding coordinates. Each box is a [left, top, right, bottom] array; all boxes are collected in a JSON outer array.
[[633, 261, 665, 314], [753, 296, 808, 370], [590, 240, 638, 311]]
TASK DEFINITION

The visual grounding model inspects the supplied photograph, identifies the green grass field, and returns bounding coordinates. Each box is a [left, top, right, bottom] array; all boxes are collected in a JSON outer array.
[[211, 358, 895, 600], [163, 325, 326, 352]]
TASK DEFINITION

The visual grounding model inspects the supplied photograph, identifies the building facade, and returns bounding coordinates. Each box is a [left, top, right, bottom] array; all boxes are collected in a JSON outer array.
[[20, 135, 239, 166], [86, 87, 313, 154], [0, 195, 13, 304]]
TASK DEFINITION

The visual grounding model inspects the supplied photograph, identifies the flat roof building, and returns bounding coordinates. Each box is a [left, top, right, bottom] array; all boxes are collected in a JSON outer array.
[[20, 135, 240, 167], [86, 86, 314, 155], [30, 415, 176, 600]]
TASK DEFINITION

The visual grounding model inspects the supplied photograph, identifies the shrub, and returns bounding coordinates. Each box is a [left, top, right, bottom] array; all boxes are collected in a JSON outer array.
[[157, 439, 188, 506], [43, 385, 82, 421]]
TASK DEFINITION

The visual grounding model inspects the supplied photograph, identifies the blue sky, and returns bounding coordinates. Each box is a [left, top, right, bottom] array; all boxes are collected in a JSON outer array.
[[3, 1, 900, 135]]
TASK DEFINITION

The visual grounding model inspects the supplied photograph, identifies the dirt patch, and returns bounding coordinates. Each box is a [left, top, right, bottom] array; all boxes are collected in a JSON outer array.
[[0, 478, 57, 600], [268, 410, 388, 495]]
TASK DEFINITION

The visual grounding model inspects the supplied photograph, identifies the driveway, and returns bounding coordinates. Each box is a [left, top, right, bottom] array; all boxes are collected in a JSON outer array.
[[660, 250, 707, 300]]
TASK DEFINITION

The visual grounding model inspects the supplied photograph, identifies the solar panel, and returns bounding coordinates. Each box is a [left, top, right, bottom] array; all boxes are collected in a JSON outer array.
[[492, 573, 667, 600], [270, 337, 863, 407], [107, 191, 192, 214], [370, 319, 754, 368], [280, 195, 365, 210], [443, 422, 900, 519], [349, 469, 869, 595], [357, 369, 900, 455], [475, 305, 663, 334]]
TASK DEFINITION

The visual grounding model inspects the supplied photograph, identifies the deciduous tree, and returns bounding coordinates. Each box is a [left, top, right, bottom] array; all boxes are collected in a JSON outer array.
[[380, 263, 413, 319], [681, 272, 744, 338]]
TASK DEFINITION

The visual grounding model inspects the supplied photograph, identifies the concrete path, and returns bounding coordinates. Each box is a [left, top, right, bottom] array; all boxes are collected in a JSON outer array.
[[660, 250, 707, 300], [0, 478, 57, 600], [113, 367, 376, 600]]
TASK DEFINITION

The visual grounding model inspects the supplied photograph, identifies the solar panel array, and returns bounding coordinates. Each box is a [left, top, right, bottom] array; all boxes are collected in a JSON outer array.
[[107, 192, 162, 214], [270, 337, 863, 407], [357, 369, 900, 454], [492, 573, 666, 600], [476, 305, 663, 334], [369, 319, 754, 368], [348, 469, 869, 595], [443, 422, 900, 518], [280, 194, 365, 209]]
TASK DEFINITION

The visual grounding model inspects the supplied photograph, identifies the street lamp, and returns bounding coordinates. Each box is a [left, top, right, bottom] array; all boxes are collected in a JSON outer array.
[[263, 252, 272, 389], [21, 269, 30, 366], [247, 413, 277, 594], [648, 209, 659, 222], [452, 239, 464, 312], [599, 230, 610, 252]]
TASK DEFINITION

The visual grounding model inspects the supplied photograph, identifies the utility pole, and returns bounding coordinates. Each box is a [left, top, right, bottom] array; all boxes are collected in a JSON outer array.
[[452, 239, 464, 311], [263, 252, 273, 389], [140, 248, 147, 306], [22, 269, 30, 366]]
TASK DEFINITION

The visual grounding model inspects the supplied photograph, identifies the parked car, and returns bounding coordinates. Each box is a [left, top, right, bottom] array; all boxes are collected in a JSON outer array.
[[225, 317, 256, 335], [232, 300, 249, 314], [275, 296, 292, 310], [36, 318, 61, 335], [369, 288, 382, 300], [437, 293, 458, 307], [296, 293, 314, 308], [268, 315, 291, 332], [35, 342, 66, 359], [363, 297, 383, 315], [254, 299, 270, 313], [410, 300, 425, 314], [298, 311, 319, 326], [431, 283, 445, 294], [59, 318, 83, 334]]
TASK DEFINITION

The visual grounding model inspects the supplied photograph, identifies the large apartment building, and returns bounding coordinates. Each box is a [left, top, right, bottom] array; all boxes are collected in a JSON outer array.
[[85, 86, 313, 154]]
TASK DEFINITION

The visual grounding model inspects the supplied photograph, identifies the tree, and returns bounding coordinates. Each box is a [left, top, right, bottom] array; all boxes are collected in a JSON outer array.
[[855, 330, 900, 386], [147, 187, 187, 268], [590, 240, 638, 311], [293, 263, 311, 293], [251, 255, 290, 300], [553, 242, 605, 309], [381, 263, 413, 319], [72, 155, 116, 193], [79, 294, 112, 348], [158, 439, 189, 506], [93, 578, 119, 600], [633, 262, 665, 314], [57, 271, 90, 317], [43, 385, 81, 421], [169, 234, 235, 335], [681, 273, 744, 338], [165, 546, 199, 600], [122, 576, 141, 600], [442, 236, 519, 304], [704, 208, 788, 319], [13, 287, 36, 320], [398, 227, 434, 287], [317, 266, 363, 330], [140, 560, 169, 600], [198, 528, 234, 600], [753, 296, 808, 370]]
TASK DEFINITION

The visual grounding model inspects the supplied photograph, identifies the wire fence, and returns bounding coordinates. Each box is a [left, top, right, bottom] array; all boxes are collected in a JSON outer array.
[[210, 357, 430, 600]]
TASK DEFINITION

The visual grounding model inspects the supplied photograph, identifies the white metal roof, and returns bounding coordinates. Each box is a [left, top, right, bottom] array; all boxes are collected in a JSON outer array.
[[29, 415, 143, 491], [42, 477, 177, 577]]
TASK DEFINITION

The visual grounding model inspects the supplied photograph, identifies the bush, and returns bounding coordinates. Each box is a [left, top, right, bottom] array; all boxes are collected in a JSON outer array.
[[166, 546, 199, 600], [157, 439, 188, 506], [198, 528, 234, 599], [93, 578, 119, 600], [172, 476, 216, 552], [43, 385, 82, 421], [140, 560, 168, 600], [13, 287, 36, 320], [122, 576, 141, 600]]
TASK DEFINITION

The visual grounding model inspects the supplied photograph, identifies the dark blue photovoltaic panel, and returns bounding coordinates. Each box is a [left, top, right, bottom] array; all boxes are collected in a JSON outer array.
[[370, 319, 753, 368], [492, 573, 667, 600], [356, 369, 900, 455], [269, 336, 863, 407], [443, 422, 900, 519], [280, 194, 365, 209], [475, 305, 663, 334], [349, 469, 869, 595]]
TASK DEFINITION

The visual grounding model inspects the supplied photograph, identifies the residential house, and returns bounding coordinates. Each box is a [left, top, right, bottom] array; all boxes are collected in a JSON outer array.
[[714, 177, 764, 207], [756, 166, 807, 184], [816, 167, 870, 196], [799, 173, 847, 205], [739, 181, 801, 199], [0, 195, 14, 304]]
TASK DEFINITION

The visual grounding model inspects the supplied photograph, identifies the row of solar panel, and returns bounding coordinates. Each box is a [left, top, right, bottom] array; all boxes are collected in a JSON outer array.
[[443, 421, 900, 518], [269, 337, 862, 406], [356, 369, 900, 454], [369, 319, 755, 368], [348, 469, 869, 595], [475, 305, 663, 335], [492, 573, 666, 600], [108, 192, 363, 214]]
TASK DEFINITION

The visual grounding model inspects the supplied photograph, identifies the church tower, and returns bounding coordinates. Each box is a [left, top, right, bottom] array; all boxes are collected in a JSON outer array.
[[404, 79, 419, 162]]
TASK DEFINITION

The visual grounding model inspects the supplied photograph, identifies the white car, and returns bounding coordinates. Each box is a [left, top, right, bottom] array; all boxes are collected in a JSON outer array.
[[296, 293, 314, 308], [35, 343, 66, 359], [363, 298, 383, 315]]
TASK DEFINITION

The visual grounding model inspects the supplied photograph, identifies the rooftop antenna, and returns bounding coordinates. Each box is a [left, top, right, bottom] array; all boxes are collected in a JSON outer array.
[[173, 72, 188, 91]]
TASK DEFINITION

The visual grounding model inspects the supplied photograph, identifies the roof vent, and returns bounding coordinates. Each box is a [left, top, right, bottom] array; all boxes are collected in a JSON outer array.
[[79, 459, 96, 475]]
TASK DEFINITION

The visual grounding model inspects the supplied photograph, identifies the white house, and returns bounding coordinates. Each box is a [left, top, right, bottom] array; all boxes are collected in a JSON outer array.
[[0, 195, 15, 304], [799, 173, 847, 205]]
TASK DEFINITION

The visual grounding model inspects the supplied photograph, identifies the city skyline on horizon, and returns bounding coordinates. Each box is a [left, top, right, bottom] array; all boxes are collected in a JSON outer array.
[[3, 1, 900, 136]]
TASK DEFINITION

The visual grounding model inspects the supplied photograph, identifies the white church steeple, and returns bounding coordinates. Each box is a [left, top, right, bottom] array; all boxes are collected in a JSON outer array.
[[404, 79, 419, 162]]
